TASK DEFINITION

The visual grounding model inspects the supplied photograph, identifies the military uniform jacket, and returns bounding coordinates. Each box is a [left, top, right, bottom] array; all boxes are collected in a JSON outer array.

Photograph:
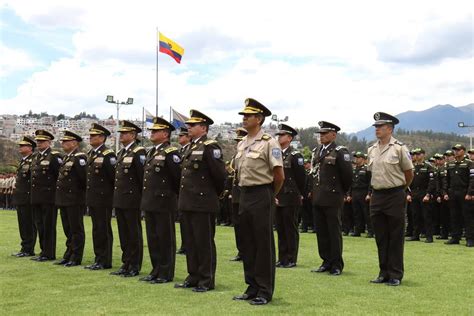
[[112, 142, 146, 209], [409, 162, 436, 197], [140, 143, 181, 212], [349, 164, 371, 195], [55, 149, 87, 207], [31, 147, 62, 205], [86, 145, 116, 208], [311, 142, 353, 206], [12, 154, 35, 206], [434, 165, 446, 198], [442, 158, 474, 195], [178, 135, 226, 213], [276, 146, 306, 206]]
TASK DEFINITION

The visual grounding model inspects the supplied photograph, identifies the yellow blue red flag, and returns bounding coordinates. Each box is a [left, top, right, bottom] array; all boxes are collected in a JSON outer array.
[[159, 32, 184, 64]]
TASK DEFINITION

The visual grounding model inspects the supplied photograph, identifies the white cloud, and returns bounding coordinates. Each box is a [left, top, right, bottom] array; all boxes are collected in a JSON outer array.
[[0, 43, 39, 78], [1, 0, 473, 132]]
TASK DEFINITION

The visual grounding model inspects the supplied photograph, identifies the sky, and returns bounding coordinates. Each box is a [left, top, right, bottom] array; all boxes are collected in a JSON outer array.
[[0, 0, 472, 132]]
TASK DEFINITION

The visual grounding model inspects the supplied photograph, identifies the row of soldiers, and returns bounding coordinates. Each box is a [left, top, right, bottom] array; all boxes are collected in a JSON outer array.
[[0, 173, 16, 209], [8, 99, 474, 304]]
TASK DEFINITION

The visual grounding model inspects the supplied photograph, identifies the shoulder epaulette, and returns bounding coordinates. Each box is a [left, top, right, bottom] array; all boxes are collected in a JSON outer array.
[[204, 139, 217, 145], [133, 146, 145, 153], [102, 149, 114, 156], [335, 146, 346, 151], [394, 140, 404, 146], [51, 150, 61, 155], [75, 152, 87, 157], [291, 151, 301, 156], [165, 146, 178, 154], [261, 134, 271, 141]]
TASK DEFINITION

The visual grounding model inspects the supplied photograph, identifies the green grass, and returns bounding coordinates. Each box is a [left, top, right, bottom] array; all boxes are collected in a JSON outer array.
[[0, 209, 473, 315]]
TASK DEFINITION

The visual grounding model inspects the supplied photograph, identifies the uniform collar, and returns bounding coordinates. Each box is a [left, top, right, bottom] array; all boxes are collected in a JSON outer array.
[[93, 143, 104, 153]]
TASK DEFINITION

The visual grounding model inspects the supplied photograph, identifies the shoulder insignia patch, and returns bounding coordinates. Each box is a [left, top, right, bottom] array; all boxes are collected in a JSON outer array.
[[102, 149, 114, 156], [204, 139, 217, 145], [133, 146, 145, 153], [261, 134, 271, 141], [165, 146, 178, 154]]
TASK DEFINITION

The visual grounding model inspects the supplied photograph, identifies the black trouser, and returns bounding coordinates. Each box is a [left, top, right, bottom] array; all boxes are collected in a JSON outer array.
[[239, 184, 276, 301], [115, 208, 143, 271], [438, 200, 450, 238], [412, 193, 432, 238], [405, 202, 413, 236], [32, 204, 57, 259], [89, 206, 113, 266], [16, 204, 37, 254], [181, 211, 216, 289], [352, 190, 372, 235], [59, 205, 85, 263], [301, 198, 313, 231], [177, 210, 186, 252], [275, 205, 299, 265], [449, 191, 474, 241], [370, 188, 406, 280], [145, 211, 176, 280], [341, 202, 354, 234], [231, 202, 243, 257], [313, 203, 344, 271]]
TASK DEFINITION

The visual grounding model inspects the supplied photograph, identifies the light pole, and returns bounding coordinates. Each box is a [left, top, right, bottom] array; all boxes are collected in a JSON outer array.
[[271, 114, 289, 128], [458, 122, 473, 150], [106, 95, 134, 152]]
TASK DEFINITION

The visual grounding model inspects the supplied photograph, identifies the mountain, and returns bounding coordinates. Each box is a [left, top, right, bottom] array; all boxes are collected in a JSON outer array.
[[354, 103, 474, 141]]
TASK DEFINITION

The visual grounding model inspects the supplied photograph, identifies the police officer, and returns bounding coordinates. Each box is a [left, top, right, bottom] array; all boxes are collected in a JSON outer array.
[[139, 117, 181, 283], [232, 98, 284, 305], [30, 130, 62, 262], [443, 144, 474, 247], [468, 149, 474, 161], [54, 131, 87, 267], [347, 151, 373, 237], [275, 124, 306, 268], [368, 112, 414, 286], [174, 110, 226, 292], [85, 123, 116, 270], [433, 154, 450, 240], [110, 120, 146, 277], [229, 127, 248, 262], [301, 159, 314, 233], [406, 148, 436, 243], [11, 136, 37, 257], [176, 127, 191, 255], [310, 121, 352, 276]]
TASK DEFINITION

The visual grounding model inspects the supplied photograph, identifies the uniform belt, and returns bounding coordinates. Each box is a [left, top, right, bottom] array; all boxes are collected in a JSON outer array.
[[240, 183, 272, 192], [372, 186, 404, 194]]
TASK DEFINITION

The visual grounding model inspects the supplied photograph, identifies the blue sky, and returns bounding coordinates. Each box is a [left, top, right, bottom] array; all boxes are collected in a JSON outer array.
[[0, 0, 472, 132]]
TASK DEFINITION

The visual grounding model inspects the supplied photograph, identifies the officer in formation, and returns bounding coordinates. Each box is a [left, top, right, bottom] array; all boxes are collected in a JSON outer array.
[[30, 130, 62, 262], [176, 126, 191, 255], [11, 136, 37, 257], [229, 127, 248, 262], [406, 148, 436, 243], [274, 124, 306, 268], [300, 159, 314, 233], [140, 117, 181, 283], [110, 121, 145, 277], [54, 131, 87, 267], [310, 121, 353, 276], [442, 144, 474, 247], [85, 123, 116, 270], [1, 174, 15, 209], [175, 110, 226, 292], [233, 98, 284, 305], [368, 112, 414, 286], [432, 153, 450, 240], [347, 151, 373, 237]]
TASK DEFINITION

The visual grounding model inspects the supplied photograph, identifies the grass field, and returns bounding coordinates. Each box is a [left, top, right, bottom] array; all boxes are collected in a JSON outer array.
[[0, 209, 473, 315]]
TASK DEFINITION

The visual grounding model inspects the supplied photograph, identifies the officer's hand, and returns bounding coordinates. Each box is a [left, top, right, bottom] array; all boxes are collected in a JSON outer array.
[[365, 195, 371, 202], [229, 194, 232, 199], [465, 195, 472, 201], [443, 194, 449, 201], [275, 198, 279, 205], [436, 197, 442, 203], [346, 196, 352, 202], [406, 195, 412, 202], [308, 192, 312, 199], [422, 195, 430, 203]]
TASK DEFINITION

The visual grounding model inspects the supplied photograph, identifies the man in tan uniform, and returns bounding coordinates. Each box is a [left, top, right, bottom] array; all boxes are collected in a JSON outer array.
[[367, 112, 414, 287], [233, 98, 284, 305]]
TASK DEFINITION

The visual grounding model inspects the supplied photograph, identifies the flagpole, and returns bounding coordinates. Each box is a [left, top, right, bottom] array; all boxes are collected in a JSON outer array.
[[156, 28, 159, 117], [169, 106, 172, 124], [142, 107, 145, 134]]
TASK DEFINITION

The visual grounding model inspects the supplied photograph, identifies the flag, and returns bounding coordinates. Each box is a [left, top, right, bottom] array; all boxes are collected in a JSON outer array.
[[159, 32, 184, 64], [145, 109, 154, 123], [171, 108, 189, 129]]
